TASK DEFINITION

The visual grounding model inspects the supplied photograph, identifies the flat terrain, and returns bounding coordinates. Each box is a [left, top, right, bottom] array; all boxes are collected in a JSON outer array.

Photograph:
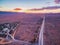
[[0, 11, 60, 45], [44, 14, 60, 45]]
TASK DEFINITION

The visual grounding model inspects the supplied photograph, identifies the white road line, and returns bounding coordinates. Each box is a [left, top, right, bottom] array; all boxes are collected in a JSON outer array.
[[39, 17, 45, 45]]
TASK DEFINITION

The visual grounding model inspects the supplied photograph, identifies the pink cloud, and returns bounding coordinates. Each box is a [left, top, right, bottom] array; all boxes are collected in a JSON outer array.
[[55, 0, 60, 4]]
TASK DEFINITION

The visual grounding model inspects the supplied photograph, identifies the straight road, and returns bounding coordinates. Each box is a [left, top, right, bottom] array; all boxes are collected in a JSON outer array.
[[39, 17, 45, 45]]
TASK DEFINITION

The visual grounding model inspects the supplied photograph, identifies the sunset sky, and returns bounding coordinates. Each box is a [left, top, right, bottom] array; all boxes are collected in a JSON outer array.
[[0, 0, 60, 11]]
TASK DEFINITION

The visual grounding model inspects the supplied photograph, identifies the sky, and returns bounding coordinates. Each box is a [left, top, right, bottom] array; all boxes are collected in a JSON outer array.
[[0, 0, 60, 10]]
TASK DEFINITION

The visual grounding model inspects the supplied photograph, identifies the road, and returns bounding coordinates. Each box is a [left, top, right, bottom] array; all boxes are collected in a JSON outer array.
[[39, 17, 45, 45]]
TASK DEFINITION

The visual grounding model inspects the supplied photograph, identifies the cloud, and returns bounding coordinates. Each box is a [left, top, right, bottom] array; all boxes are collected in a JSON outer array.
[[14, 8, 22, 10], [28, 6, 60, 11], [55, 0, 60, 4], [25, 6, 60, 13]]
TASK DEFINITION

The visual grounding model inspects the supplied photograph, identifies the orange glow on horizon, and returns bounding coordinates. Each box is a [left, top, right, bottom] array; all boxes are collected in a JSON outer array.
[[0, 7, 60, 13], [25, 9, 60, 13]]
